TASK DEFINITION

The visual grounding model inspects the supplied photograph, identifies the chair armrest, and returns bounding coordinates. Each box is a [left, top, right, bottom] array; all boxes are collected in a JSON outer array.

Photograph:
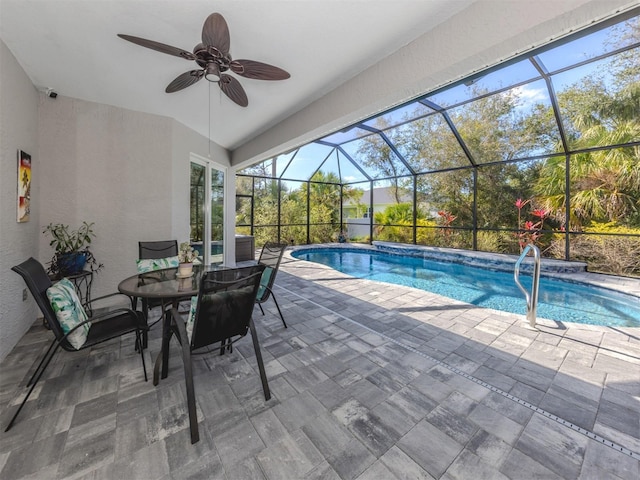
[[57, 312, 146, 346], [61, 317, 94, 338], [88, 292, 139, 314]]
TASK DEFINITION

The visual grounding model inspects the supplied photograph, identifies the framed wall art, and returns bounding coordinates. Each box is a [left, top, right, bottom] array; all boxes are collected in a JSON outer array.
[[17, 150, 31, 223]]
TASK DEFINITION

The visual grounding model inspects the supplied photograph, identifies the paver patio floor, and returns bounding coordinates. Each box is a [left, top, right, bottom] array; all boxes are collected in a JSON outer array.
[[1, 251, 638, 479]]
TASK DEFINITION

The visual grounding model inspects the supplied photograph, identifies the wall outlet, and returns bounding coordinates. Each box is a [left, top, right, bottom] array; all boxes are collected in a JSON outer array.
[[22, 288, 28, 301]]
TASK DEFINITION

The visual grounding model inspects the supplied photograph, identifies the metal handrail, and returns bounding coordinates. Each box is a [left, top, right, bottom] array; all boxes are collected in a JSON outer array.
[[514, 244, 541, 329]]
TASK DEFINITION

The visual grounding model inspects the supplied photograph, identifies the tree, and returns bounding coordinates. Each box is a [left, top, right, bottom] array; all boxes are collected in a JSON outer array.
[[356, 119, 411, 203], [382, 87, 542, 230], [374, 203, 415, 243], [534, 56, 640, 228]]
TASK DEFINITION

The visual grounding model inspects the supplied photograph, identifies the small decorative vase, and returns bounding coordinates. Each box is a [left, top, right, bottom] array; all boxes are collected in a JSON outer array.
[[178, 262, 193, 277]]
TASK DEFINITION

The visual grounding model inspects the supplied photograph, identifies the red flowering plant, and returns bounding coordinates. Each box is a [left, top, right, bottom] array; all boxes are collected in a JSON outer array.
[[514, 198, 548, 252], [437, 210, 457, 240]]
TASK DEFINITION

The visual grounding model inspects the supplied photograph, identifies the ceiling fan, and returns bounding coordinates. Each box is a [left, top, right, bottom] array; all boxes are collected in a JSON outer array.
[[117, 12, 290, 107]]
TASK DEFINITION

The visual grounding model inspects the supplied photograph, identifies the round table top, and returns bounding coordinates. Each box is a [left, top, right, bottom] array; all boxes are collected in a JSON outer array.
[[118, 265, 206, 299]]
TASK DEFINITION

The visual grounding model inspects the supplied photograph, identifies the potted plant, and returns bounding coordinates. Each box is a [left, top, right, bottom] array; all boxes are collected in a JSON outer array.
[[177, 242, 198, 277], [43, 221, 103, 278]]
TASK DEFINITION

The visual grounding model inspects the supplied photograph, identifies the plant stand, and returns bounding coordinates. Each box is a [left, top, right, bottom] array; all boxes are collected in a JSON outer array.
[[68, 270, 94, 315]]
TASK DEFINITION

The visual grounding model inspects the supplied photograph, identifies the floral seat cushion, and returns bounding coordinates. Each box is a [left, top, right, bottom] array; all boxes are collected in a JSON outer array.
[[185, 296, 198, 342], [46, 278, 91, 349], [136, 255, 180, 273], [257, 266, 273, 299]]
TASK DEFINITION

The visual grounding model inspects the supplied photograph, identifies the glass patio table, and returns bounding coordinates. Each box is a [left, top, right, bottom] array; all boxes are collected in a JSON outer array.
[[118, 264, 215, 379]]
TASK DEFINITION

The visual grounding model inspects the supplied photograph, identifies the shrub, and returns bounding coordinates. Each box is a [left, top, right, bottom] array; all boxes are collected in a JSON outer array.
[[550, 222, 640, 276], [477, 230, 518, 254]]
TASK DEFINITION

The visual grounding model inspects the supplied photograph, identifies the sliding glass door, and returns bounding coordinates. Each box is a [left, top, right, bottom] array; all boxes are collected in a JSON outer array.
[[190, 157, 225, 265]]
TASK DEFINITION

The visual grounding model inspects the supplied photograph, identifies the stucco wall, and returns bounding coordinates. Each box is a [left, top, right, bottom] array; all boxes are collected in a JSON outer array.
[[0, 40, 40, 361], [0, 41, 228, 361], [36, 96, 230, 298], [37, 96, 177, 297]]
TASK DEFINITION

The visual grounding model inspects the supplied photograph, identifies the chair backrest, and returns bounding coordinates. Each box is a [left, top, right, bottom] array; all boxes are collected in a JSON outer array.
[[138, 240, 178, 260], [256, 242, 288, 302], [191, 264, 266, 350], [12, 257, 72, 349]]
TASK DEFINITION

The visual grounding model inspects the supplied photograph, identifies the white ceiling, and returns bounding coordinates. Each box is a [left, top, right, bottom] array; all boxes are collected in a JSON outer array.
[[0, 0, 474, 151]]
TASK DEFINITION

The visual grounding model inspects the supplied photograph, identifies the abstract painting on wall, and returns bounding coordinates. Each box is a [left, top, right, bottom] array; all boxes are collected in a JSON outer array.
[[17, 150, 31, 223]]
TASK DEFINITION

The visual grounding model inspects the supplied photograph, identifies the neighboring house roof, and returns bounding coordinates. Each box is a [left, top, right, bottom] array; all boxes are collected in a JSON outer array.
[[344, 187, 412, 206]]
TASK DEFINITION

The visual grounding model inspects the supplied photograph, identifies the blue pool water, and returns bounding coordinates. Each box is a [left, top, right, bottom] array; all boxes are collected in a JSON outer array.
[[292, 248, 640, 328]]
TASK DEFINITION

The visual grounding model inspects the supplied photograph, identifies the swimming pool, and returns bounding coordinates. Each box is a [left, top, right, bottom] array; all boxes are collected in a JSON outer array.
[[292, 247, 640, 328]]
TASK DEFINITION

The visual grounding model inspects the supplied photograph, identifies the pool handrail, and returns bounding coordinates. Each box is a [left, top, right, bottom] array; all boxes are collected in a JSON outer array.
[[514, 244, 541, 329]]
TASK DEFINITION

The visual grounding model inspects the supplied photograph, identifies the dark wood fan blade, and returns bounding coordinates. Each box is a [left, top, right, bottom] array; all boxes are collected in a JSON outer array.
[[165, 70, 204, 93], [230, 59, 290, 80], [117, 34, 196, 60], [202, 13, 230, 55], [218, 74, 248, 107]]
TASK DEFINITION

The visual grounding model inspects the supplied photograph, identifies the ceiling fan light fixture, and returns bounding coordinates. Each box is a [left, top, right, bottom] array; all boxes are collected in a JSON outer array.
[[205, 64, 221, 82]]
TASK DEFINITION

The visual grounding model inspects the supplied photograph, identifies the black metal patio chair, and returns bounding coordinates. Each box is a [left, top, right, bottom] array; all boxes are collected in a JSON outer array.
[[138, 240, 179, 260], [256, 242, 288, 328], [154, 264, 269, 444], [136, 240, 179, 346], [6, 257, 147, 431]]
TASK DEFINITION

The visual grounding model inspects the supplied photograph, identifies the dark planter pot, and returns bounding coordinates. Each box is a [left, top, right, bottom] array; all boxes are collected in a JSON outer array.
[[58, 252, 87, 276]]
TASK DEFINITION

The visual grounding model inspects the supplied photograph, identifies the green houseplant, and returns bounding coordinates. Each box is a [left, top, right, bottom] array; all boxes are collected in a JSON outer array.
[[43, 221, 103, 278]]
